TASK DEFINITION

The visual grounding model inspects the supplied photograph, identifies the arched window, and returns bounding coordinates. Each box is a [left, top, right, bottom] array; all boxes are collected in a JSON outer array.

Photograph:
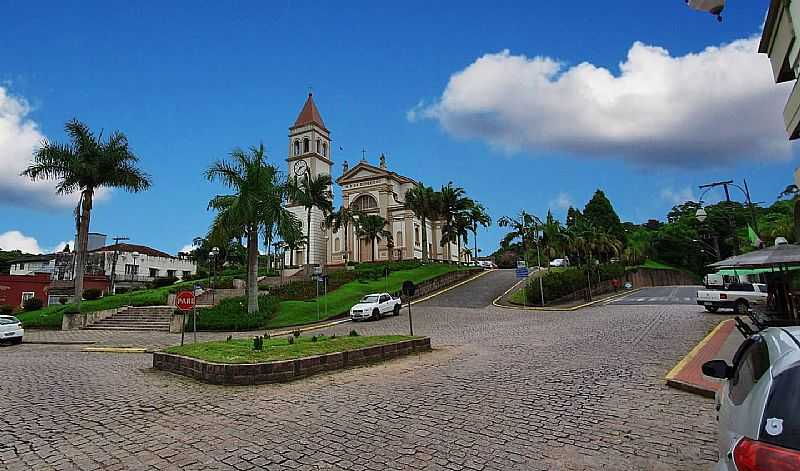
[[303, 138, 309, 153], [322, 142, 327, 157], [334, 238, 340, 252], [396, 231, 403, 246], [352, 194, 378, 211], [294, 140, 300, 156], [316, 139, 321, 153], [415, 226, 420, 246]]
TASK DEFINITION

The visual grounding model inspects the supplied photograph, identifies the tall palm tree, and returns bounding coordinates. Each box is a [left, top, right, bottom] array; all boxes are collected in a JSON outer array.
[[541, 210, 567, 262], [438, 182, 470, 262], [289, 172, 333, 264], [281, 221, 307, 267], [404, 183, 438, 261], [322, 205, 363, 264], [22, 119, 151, 308], [498, 211, 536, 264], [206, 144, 290, 314], [357, 214, 392, 262], [466, 201, 492, 265]]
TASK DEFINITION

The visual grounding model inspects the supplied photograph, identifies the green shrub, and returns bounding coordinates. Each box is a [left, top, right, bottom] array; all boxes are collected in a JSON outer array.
[[23, 297, 44, 311], [288, 335, 294, 345], [311, 335, 318, 342], [0, 304, 13, 315], [194, 295, 279, 331], [82, 288, 103, 300], [525, 263, 625, 303], [64, 305, 80, 314], [253, 336, 264, 351], [349, 329, 359, 337], [292, 330, 301, 338], [151, 277, 178, 288]]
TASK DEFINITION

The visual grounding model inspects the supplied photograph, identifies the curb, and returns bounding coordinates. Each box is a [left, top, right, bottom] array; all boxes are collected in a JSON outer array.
[[492, 287, 642, 312], [664, 318, 733, 397], [82, 347, 148, 353], [23, 340, 98, 345]]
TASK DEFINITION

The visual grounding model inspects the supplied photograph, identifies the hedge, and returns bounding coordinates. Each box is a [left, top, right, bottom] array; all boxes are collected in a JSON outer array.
[[525, 263, 625, 303], [194, 295, 280, 331]]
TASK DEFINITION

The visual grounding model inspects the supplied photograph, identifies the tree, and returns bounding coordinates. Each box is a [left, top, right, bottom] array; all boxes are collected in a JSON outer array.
[[357, 214, 391, 261], [466, 201, 492, 265], [289, 172, 333, 264], [281, 221, 306, 267], [404, 183, 438, 261], [206, 144, 290, 314], [323, 206, 363, 264], [541, 210, 567, 262], [438, 182, 470, 262], [22, 119, 151, 308], [583, 189, 624, 241], [566, 206, 582, 228], [498, 211, 536, 264]]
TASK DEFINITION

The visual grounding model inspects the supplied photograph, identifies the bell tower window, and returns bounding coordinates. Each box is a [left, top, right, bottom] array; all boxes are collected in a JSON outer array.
[[303, 138, 310, 153], [322, 142, 327, 157], [294, 140, 300, 156]]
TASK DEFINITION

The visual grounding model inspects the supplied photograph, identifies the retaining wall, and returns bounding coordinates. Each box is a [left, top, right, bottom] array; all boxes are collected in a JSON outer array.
[[153, 337, 431, 385]]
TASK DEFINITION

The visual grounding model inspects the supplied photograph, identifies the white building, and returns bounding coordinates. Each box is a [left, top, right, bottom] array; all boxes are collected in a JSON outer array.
[[9, 254, 56, 276], [89, 243, 197, 283], [283, 94, 469, 267]]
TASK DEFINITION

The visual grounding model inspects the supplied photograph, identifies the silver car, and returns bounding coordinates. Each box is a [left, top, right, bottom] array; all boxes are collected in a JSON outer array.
[[0, 315, 24, 345], [703, 326, 800, 470]]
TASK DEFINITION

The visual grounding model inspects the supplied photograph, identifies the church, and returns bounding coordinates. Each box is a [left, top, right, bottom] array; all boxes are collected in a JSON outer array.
[[284, 94, 467, 267]]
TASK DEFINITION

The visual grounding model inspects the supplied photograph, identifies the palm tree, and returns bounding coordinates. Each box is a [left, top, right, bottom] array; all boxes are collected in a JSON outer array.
[[438, 182, 470, 262], [357, 214, 392, 262], [22, 119, 151, 308], [404, 183, 438, 261], [466, 201, 492, 265], [281, 221, 307, 267], [206, 144, 290, 314], [289, 172, 333, 264], [498, 211, 536, 264], [322, 205, 362, 264]]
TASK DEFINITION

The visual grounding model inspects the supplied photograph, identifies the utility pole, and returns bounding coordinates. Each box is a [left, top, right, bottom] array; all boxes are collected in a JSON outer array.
[[109, 236, 129, 294]]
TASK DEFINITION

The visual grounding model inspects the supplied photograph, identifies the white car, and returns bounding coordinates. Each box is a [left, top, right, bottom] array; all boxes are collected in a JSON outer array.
[[703, 326, 800, 470], [350, 293, 402, 321], [549, 258, 568, 267], [696, 283, 768, 314], [0, 315, 24, 345]]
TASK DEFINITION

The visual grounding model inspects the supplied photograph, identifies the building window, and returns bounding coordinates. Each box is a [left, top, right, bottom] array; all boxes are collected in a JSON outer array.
[[125, 264, 138, 276], [352, 194, 378, 211], [322, 142, 327, 157], [415, 226, 420, 246], [396, 231, 403, 246], [21, 292, 35, 306], [149, 268, 159, 278], [18, 263, 24, 271], [334, 238, 340, 252], [303, 138, 310, 153], [316, 138, 321, 153], [183, 271, 191, 278], [294, 140, 300, 156], [167, 270, 176, 278]]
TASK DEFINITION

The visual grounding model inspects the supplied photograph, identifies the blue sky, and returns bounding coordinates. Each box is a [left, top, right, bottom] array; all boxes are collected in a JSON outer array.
[[0, 1, 795, 256]]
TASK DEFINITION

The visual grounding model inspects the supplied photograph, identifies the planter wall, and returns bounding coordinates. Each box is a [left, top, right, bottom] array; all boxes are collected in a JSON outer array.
[[153, 337, 431, 385]]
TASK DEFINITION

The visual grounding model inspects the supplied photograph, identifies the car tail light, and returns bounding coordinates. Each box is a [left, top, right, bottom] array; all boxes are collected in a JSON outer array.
[[720, 293, 727, 300], [733, 437, 800, 471]]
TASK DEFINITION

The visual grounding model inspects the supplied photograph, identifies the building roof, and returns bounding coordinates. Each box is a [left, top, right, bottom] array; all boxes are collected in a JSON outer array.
[[91, 243, 174, 259], [292, 93, 327, 131], [336, 161, 417, 186], [708, 243, 800, 269], [9, 254, 56, 263]]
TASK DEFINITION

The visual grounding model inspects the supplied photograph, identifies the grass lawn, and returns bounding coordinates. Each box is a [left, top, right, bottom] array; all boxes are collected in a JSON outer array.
[[269, 264, 465, 328], [634, 259, 682, 271], [164, 335, 418, 363]]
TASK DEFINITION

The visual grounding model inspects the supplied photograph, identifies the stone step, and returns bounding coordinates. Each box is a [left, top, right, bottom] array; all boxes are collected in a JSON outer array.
[[92, 321, 170, 327], [105, 315, 171, 320], [85, 325, 169, 331]]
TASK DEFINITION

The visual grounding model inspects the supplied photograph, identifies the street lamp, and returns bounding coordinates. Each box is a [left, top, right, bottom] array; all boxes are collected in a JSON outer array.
[[695, 208, 707, 223], [209, 246, 220, 305], [130, 251, 139, 306]]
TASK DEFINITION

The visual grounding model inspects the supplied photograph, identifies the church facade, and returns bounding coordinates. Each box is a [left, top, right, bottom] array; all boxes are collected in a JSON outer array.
[[284, 94, 466, 267]]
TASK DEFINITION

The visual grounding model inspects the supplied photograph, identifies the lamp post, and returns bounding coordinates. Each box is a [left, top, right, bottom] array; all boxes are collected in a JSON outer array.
[[209, 246, 219, 305], [130, 251, 139, 306]]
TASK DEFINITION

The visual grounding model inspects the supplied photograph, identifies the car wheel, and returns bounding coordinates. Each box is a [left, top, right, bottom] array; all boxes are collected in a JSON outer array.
[[372, 308, 381, 321], [704, 306, 719, 313], [393, 304, 401, 316], [734, 300, 749, 315]]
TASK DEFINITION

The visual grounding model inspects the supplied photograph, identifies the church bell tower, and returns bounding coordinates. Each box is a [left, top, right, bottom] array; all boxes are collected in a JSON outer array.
[[286, 93, 333, 267]]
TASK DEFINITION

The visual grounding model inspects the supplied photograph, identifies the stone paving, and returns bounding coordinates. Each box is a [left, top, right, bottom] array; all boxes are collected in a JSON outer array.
[[1, 270, 720, 470]]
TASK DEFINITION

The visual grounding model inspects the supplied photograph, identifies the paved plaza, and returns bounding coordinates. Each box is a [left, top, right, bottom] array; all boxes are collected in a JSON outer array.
[[2, 271, 723, 470]]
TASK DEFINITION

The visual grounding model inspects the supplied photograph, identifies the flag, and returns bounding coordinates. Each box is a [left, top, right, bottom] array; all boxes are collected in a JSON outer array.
[[747, 225, 761, 248]]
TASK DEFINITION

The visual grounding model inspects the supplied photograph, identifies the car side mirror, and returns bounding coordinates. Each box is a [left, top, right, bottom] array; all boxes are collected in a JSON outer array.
[[702, 360, 732, 379]]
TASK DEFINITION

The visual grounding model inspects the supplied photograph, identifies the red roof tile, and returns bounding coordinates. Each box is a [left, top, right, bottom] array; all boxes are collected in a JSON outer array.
[[90, 243, 174, 259], [292, 93, 327, 130]]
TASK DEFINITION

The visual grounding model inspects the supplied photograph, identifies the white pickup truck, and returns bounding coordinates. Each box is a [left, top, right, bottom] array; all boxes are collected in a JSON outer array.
[[349, 293, 403, 321], [696, 282, 768, 314]]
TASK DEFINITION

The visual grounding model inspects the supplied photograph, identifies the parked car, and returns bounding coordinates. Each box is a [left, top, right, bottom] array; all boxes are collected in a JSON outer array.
[[703, 326, 800, 470], [0, 315, 24, 345], [350, 293, 402, 321], [478, 260, 496, 269], [549, 258, 568, 267], [696, 283, 768, 314]]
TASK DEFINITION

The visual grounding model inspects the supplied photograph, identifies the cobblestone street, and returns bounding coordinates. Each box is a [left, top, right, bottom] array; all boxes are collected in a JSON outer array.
[[2, 271, 721, 470]]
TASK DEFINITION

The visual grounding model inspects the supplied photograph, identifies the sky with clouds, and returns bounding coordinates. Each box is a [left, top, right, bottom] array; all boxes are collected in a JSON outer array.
[[0, 1, 796, 256]]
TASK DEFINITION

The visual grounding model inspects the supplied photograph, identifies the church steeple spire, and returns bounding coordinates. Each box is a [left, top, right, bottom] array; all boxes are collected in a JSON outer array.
[[292, 93, 327, 131]]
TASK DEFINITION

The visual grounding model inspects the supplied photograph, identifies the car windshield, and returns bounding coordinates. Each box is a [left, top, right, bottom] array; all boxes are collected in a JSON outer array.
[[0, 316, 20, 325], [361, 295, 379, 303]]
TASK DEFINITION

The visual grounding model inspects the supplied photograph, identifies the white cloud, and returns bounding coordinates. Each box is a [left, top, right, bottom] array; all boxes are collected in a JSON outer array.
[[0, 230, 72, 254], [660, 186, 698, 205], [179, 243, 196, 254], [0, 86, 109, 209], [549, 192, 573, 210], [412, 36, 794, 167]]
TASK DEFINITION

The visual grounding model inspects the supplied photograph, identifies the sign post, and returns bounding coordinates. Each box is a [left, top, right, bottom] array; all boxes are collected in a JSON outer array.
[[402, 281, 416, 336], [175, 291, 196, 346], [515, 262, 529, 307]]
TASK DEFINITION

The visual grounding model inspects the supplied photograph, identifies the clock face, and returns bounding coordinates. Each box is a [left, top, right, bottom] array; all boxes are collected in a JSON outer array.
[[294, 160, 308, 176]]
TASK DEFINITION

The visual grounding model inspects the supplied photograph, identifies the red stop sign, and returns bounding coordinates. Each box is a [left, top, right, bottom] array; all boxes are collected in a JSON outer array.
[[175, 291, 196, 311]]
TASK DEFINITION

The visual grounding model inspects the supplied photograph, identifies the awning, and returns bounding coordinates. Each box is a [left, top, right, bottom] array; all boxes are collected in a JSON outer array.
[[708, 244, 800, 269], [715, 266, 800, 276]]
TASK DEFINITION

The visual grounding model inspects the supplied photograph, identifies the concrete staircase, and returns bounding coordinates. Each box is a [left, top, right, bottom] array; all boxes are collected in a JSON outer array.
[[86, 306, 173, 331]]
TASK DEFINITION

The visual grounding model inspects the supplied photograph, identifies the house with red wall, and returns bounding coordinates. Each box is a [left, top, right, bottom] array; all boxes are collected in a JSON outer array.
[[0, 274, 110, 310]]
